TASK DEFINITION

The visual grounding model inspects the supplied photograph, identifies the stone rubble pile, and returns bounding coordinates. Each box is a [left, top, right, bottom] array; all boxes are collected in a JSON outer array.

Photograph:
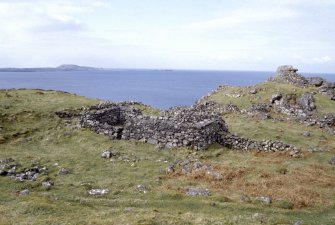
[[218, 132, 299, 156], [0, 158, 49, 181], [192, 101, 240, 114], [270, 65, 335, 100], [271, 65, 309, 87], [167, 159, 224, 181], [270, 91, 335, 134], [186, 187, 210, 196]]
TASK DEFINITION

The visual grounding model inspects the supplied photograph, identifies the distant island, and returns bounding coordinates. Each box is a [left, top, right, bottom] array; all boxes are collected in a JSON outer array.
[[0, 64, 100, 72]]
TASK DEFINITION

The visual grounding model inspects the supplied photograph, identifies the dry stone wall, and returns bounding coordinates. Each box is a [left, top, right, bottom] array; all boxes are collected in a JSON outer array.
[[79, 101, 298, 153], [80, 102, 228, 150]]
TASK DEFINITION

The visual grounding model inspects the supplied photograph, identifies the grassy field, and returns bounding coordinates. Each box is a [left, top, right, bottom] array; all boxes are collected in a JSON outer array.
[[1, 89, 335, 224]]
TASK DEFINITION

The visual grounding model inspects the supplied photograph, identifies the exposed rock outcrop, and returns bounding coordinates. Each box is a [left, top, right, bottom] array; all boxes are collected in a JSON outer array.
[[298, 92, 316, 111], [270, 65, 335, 101]]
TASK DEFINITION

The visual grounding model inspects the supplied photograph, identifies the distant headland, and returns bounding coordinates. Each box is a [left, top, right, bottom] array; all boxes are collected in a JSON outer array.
[[0, 64, 100, 72]]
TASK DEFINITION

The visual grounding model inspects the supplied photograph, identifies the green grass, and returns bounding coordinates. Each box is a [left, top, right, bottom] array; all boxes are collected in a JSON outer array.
[[1, 89, 335, 224]]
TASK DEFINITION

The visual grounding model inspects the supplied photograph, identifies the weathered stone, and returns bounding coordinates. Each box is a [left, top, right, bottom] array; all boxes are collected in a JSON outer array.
[[58, 168, 69, 175], [135, 184, 148, 193], [186, 187, 210, 196], [19, 189, 30, 196], [329, 156, 335, 166], [101, 149, 116, 158], [147, 138, 158, 145], [294, 220, 304, 225], [0, 158, 14, 163], [257, 196, 272, 205], [303, 131, 311, 137], [298, 92, 316, 111], [308, 77, 324, 87], [166, 165, 174, 173], [240, 195, 251, 203], [289, 149, 301, 158], [270, 93, 282, 103], [42, 180, 54, 187], [206, 171, 224, 180], [88, 189, 109, 195]]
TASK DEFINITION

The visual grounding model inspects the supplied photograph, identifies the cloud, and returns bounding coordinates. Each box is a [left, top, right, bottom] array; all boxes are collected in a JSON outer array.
[[312, 56, 333, 63], [31, 16, 85, 33], [0, 0, 108, 33], [293, 55, 334, 64], [188, 7, 299, 30]]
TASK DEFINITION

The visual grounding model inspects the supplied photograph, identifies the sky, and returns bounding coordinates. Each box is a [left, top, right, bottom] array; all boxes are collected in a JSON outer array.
[[0, 0, 334, 73]]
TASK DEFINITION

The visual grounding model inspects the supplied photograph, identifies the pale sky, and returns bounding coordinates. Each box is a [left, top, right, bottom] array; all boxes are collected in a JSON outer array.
[[0, 0, 334, 72]]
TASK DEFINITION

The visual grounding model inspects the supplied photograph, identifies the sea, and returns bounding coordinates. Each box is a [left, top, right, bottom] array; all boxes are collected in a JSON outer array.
[[0, 69, 334, 109]]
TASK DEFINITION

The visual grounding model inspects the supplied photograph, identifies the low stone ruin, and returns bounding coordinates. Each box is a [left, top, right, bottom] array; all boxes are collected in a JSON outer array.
[[218, 133, 297, 153], [81, 102, 228, 150], [79, 101, 298, 153]]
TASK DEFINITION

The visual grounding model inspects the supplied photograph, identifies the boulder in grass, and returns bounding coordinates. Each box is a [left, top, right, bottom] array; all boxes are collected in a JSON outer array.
[[329, 156, 335, 166], [186, 187, 210, 196], [89, 189, 109, 195]]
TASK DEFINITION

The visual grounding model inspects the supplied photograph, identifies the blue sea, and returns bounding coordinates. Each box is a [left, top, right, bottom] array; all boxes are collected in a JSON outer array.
[[0, 69, 334, 109]]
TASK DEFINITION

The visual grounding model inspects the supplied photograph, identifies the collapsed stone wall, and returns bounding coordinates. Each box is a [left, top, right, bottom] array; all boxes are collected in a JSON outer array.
[[218, 132, 298, 154], [80, 102, 228, 150], [79, 101, 298, 154]]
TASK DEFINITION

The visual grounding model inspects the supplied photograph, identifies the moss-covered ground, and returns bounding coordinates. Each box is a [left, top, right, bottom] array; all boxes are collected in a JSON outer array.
[[0, 88, 334, 224]]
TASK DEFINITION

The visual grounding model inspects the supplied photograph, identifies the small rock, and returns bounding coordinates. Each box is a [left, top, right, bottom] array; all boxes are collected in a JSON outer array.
[[19, 189, 30, 196], [329, 156, 335, 166], [101, 149, 114, 159], [0, 158, 14, 163], [135, 184, 148, 193], [294, 220, 304, 225], [289, 149, 301, 158], [270, 93, 282, 103], [240, 195, 251, 203], [302, 131, 311, 137], [186, 187, 210, 196], [308, 77, 324, 87], [250, 89, 257, 94], [58, 168, 69, 175], [166, 164, 174, 173], [206, 171, 224, 180], [257, 196, 272, 205], [298, 92, 316, 111], [42, 180, 54, 187], [88, 188, 109, 195], [309, 146, 326, 152]]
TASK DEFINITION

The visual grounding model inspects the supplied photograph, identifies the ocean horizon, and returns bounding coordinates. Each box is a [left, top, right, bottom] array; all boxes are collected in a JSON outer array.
[[0, 69, 334, 109]]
